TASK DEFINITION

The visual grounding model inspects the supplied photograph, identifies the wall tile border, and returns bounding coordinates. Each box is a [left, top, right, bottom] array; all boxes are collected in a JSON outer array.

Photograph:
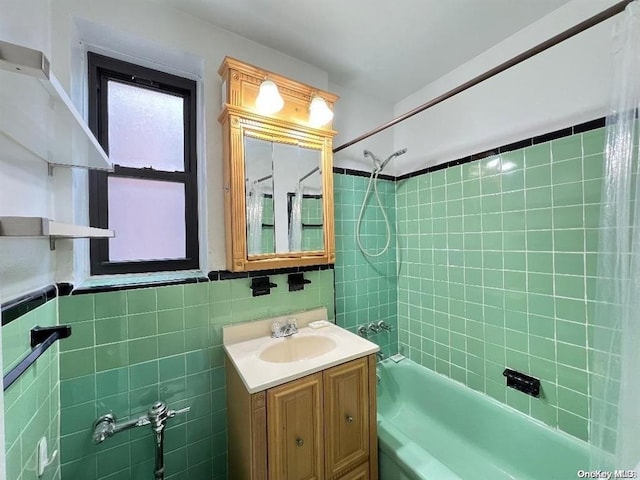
[[333, 117, 606, 182], [1, 283, 58, 326]]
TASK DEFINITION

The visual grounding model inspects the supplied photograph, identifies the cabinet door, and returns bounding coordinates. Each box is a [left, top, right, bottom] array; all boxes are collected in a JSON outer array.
[[337, 462, 369, 480], [324, 358, 369, 477], [267, 373, 324, 480]]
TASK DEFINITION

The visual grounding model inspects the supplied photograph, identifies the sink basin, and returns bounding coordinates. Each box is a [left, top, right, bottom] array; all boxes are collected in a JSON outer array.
[[259, 335, 337, 363]]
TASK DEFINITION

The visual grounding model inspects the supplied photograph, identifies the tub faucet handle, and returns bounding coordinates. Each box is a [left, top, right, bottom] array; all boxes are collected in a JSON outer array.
[[168, 406, 190, 418], [92, 414, 115, 444], [368, 322, 380, 333], [377, 320, 393, 332], [357, 325, 368, 338]]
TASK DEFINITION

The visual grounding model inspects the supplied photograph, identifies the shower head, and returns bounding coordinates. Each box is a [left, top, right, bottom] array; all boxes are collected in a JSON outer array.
[[379, 148, 408, 171], [363, 150, 377, 161], [363, 148, 407, 173]]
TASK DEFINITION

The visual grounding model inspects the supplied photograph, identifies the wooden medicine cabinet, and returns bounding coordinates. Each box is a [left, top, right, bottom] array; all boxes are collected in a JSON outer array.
[[218, 57, 338, 271]]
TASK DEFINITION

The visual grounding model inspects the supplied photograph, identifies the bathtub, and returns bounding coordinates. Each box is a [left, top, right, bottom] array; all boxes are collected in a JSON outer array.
[[377, 358, 590, 480]]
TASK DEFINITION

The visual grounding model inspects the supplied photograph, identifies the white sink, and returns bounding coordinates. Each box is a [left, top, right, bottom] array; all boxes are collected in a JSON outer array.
[[259, 335, 336, 363], [223, 308, 379, 393]]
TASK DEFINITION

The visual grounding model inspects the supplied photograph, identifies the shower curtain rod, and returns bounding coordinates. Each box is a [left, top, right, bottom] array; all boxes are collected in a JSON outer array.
[[333, 0, 634, 153], [299, 166, 320, 183]]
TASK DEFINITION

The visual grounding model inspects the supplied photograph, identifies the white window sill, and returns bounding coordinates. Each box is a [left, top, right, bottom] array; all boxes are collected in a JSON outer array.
[[77, 270, 207, 290]]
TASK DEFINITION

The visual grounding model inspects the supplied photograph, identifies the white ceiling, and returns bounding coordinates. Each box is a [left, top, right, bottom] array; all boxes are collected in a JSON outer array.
[[152, 0, 570, 102]]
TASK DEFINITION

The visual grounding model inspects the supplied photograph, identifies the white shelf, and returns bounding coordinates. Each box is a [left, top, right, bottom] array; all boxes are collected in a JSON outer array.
[[0, 216, 114, 250], [0, 40, 112, 171]]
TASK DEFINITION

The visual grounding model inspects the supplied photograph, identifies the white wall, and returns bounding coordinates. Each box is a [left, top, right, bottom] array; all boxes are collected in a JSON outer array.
[[392, 0, 620, 177], [0, 0, 54, 302], [1, 0, 337, 300], [330, 82, 395, 174], [49, 0, 329, 275]]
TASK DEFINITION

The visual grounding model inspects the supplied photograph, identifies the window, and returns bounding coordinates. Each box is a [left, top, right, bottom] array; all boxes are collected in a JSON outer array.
[[88, 53, 198, 274]]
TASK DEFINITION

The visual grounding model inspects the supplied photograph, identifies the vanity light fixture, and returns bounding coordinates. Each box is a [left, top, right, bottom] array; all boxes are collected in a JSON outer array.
[[255, 79, 284, 115], [309, 95, 333, 127]]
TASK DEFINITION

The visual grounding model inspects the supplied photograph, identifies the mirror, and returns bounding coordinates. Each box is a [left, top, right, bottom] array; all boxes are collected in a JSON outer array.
[[244, 136, 275, 255], [244, 135, 323, 256]]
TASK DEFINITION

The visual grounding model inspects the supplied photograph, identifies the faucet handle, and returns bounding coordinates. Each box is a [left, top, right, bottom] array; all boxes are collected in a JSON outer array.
[[377, 320, 393, 331], [168, 406, 190, 418], [271, 320, 283, 335], [287, 318, 298, 328]]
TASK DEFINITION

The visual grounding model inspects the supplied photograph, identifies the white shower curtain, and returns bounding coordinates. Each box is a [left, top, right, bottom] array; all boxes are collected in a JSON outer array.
[[289, 185, 304, 252], [247, 182, 264, 255], [590, 1, 640, 472]]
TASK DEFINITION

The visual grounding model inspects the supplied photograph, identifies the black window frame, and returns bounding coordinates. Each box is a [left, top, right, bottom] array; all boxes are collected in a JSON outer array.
[[88, 52, 199, 275]]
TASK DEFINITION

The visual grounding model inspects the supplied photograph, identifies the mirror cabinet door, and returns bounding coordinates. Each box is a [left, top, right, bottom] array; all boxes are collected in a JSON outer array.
[[244, 136, 275, 256], [277, 144, 324, 252], [244, 135, 324, 257]]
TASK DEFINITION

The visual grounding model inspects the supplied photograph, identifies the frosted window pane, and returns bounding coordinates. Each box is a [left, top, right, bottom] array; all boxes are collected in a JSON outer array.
[[108, 177, 185, 261], [108, 80, 184, 171]]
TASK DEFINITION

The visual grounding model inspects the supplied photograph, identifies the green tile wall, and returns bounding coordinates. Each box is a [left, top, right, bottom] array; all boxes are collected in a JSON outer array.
[[396, 128, 607, 442], [58, 270, 334, 480], [334, 173, 398, 356], [3, 299, 61, 480]]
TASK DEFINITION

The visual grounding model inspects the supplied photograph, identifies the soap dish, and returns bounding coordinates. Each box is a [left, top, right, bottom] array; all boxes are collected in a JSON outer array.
[[308, 320, 332, 329]]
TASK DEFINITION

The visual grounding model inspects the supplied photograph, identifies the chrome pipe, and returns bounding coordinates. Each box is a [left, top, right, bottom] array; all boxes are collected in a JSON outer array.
[[92, 401, 190, 480], [154, 431, 164, 480]]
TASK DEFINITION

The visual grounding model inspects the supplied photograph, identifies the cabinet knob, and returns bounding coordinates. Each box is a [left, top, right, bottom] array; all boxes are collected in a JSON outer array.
[[295, 437, 304, 447], [346, 414, 353, 423]]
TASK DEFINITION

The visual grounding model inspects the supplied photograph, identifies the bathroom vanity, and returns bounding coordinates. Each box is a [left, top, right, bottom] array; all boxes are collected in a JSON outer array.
[[224, 309, 379, 480]]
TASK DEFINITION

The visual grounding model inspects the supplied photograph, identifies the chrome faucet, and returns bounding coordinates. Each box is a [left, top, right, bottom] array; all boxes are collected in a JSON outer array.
[[271, 318, 298, 338]]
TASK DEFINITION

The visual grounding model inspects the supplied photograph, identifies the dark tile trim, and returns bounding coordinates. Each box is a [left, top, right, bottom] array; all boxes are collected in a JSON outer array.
[[66, 264, 335, 295], [332, 167, 395, 182], [532, 127, 573, 145], [500, 138, 533, 153], [334, 116, 607, 182], [57, 282, 74, 296], [208, 264, 334, 281], [2, 285, 57, 327], [574, 117, 606, 134]]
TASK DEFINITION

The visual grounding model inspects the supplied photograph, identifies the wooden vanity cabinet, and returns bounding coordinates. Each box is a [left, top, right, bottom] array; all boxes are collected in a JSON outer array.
[[268, 373, 324, 480], [324, 358, 369, 477], [226, 355, 378, 480]]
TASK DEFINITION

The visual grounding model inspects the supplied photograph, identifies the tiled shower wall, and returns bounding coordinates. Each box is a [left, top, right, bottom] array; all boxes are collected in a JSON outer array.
[[58, 270, 334, 480], [396, 128, 607, 441], [334, 173, 398, 356], [3, 299, 61, 480]]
